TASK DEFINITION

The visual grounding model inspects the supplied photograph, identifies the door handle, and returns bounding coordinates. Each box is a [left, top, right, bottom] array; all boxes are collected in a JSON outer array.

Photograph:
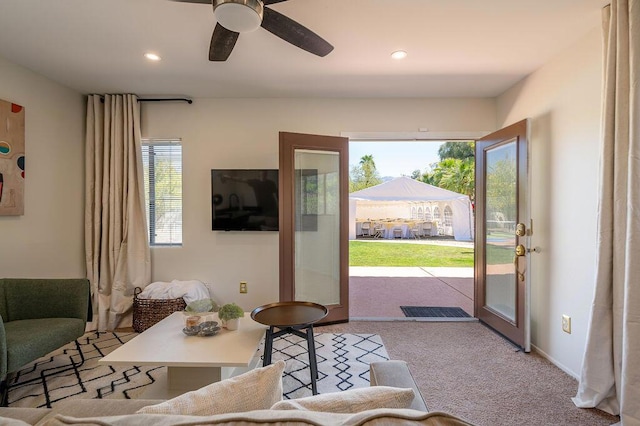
[[514, 244, 526, 282]]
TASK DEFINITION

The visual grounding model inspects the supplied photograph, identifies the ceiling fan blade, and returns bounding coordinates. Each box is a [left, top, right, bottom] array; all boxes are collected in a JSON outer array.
[[209, 23, 239, 61], [170, 0, 211, 4], [261, 7, 333, 57], [263, 0, 289, 4]]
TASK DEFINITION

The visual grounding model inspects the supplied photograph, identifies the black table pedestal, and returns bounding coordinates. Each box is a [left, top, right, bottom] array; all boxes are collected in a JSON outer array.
[[263, 324, 319, 395]]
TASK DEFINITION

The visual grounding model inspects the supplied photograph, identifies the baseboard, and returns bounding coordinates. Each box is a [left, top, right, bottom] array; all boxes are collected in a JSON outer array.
[[350, 317, 478, 322], [531, 344, 580, 380]]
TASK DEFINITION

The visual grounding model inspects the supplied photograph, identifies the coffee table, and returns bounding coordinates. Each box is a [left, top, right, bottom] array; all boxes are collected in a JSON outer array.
[[99, 311, 266, 399]]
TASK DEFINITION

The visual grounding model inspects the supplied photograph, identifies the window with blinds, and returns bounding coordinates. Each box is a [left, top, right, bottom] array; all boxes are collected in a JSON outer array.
[[141, 139, 183, 246]]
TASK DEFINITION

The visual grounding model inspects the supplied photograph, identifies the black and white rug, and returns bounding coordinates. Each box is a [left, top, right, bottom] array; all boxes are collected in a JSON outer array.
[[8, 331, 388, 408], [269, 332, 388, 399]]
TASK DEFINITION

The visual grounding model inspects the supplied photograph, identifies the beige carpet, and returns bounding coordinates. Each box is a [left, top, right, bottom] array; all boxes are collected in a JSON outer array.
[[318, 321, 619, 426]]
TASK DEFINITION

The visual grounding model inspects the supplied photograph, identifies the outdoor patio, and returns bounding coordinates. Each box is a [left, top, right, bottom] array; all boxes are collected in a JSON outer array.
[[349, 238, 475, 320]]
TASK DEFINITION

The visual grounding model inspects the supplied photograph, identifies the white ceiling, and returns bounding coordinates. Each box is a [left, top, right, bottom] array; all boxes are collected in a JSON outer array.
[[0, 0, 608, 98]]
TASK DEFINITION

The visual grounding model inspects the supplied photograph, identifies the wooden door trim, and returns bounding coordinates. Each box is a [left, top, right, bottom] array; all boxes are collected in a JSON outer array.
[[279, 132, 349, 324]]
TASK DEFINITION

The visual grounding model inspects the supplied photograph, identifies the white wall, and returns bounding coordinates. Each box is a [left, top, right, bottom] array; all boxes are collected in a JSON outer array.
[[141, 98, 496, 309], [0, 55, 85, 277], [496, 28, 603, 377]]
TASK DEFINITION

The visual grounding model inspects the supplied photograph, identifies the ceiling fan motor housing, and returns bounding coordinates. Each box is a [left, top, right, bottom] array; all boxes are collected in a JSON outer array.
[[213, 0, 264, 33]]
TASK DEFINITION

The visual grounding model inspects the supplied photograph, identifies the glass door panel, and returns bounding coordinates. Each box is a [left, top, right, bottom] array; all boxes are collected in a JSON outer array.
[[294, 149, 340, 305], [484, 141, 517, 322]]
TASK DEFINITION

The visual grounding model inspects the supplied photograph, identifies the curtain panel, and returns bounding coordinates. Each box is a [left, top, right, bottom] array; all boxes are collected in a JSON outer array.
[[85, 94, 150, 331], [573, 1, 640, 423]]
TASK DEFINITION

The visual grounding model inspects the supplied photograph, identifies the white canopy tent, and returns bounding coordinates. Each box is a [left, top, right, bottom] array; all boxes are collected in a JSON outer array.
[[349, 176, 474, 241]]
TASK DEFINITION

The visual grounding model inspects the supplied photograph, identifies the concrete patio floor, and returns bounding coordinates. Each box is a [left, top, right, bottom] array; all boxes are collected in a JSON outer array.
[[349, 267, 475, 321], [349, 238, 476, 321]]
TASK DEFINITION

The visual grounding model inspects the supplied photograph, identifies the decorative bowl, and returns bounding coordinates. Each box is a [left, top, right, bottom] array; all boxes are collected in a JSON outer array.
[[182, 326, 201, 336], [182, 320, 221, 337], [198, 325, 221, 337]]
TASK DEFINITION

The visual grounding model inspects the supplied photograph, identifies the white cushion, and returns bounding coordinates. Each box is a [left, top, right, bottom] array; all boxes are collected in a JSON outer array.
[[42, 409, 472, 426], [271, 386, 415, 413], [136, 360, 285, 415]]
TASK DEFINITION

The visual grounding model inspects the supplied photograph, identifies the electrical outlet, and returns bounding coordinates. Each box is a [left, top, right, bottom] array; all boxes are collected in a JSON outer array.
[[562, 314, 571, 334], [239, 281, 248, 294]]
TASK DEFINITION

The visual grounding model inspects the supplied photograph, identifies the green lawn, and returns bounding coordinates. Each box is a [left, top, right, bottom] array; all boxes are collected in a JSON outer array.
[[349, 241, 474, 267], [486, 243, 516, 265]]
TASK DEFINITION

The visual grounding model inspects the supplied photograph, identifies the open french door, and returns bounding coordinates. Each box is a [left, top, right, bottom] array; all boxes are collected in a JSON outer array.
[[475, 119, 531, 351], [279, 132, 349, 324]]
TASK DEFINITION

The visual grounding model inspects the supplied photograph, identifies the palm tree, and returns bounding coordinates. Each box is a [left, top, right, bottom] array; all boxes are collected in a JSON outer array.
[[359, 155, 377, 184], [350, 154, 382, 191], [421, 158, 475, 201]]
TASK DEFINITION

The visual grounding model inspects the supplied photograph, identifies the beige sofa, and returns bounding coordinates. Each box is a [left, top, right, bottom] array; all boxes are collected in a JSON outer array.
[[0, 361, 473, 425]]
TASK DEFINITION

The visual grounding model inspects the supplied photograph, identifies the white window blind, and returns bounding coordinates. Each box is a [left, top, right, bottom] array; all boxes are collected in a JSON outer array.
[[141, 140, 182, 246]]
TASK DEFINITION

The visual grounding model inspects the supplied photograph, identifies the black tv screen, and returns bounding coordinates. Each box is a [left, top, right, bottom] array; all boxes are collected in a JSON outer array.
[[211, 169, 279, 231]]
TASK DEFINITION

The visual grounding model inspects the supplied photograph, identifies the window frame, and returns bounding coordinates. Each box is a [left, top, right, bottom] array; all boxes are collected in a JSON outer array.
[[141, 138, 183, 247]]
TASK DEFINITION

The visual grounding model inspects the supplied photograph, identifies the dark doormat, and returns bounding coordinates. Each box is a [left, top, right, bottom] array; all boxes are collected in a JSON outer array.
[[400, 306, 471, 318]]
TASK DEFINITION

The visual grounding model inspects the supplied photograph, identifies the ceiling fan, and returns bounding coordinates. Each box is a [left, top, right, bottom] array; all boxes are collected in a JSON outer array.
[[172, 0, 334, 61]]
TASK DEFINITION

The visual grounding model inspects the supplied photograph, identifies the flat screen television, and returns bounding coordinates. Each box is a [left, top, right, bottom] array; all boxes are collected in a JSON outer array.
[[211, 169, 279, 231]]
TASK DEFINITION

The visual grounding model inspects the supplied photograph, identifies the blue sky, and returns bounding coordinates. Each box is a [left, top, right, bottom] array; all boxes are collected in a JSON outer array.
[[349, 141, 444, 178]]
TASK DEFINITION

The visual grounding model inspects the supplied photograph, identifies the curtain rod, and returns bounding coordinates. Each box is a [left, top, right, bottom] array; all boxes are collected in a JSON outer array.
[[98, 96, 192, 104], [138, 98, 193, 104]]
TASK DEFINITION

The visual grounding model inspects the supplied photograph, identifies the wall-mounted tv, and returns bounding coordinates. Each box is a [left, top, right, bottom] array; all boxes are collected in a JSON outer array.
[[211, 169, 279, 231]]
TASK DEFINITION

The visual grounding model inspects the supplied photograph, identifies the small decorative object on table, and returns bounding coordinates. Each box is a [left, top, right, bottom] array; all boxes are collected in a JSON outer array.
[[218, 303, 244, 330], [183, 298, 219, 326], [185, 298, 219, 314], [185, 316, 200, 328], [182, 320, 221, 337]]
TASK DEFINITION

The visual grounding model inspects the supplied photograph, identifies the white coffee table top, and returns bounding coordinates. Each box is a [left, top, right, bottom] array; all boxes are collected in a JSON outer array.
[[100, 312, 267, 368]]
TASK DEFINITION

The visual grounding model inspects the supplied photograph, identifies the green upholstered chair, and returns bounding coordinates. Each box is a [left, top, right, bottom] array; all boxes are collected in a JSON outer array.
[[0, 278, 90, 406]]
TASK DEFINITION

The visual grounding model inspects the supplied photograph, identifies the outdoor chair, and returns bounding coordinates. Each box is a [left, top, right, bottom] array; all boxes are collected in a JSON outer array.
[[422, 221, 433, 237], [392, 227, 403, 239], [373, 222, 386, 238], [361, 221, 373, 237], [410, 223, 422, 239]]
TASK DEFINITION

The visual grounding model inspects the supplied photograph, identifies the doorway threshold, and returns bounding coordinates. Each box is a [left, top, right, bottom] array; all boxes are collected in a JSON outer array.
[[350, 316, 479, 322]]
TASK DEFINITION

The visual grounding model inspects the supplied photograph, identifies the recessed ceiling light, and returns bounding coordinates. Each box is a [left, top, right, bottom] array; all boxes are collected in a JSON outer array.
[[144, 52, 161, 61], [391, 50, 407, 60]]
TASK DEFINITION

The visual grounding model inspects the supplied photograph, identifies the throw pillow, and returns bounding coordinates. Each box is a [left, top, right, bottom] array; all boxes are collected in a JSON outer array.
[[136, 360, 285, 416], [270, 385, 415, 413]]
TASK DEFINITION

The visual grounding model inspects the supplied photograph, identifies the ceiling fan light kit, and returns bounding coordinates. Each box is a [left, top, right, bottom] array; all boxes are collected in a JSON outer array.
[[213, 0, 263, 33], [174, 0, 333, 61]]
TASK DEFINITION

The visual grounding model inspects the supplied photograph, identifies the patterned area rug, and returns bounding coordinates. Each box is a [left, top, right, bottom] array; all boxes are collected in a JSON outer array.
[[7, 331, 388, 408], [268, 332, 388, 399]]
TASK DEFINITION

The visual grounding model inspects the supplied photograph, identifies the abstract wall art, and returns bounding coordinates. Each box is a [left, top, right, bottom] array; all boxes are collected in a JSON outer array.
[[0, 98, 25, 215]]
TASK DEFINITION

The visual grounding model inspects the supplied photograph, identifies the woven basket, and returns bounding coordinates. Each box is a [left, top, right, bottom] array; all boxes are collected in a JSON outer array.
[[132, 287, 186, 333]]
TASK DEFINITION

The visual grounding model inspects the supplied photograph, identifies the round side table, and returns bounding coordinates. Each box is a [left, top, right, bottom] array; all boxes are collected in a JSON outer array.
[[251, 301, 328, 395]]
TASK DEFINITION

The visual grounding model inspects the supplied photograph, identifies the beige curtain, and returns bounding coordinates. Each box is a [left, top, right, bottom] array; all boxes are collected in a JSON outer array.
[[572, 1, 640, 423], [85, 94, 150, 331]]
